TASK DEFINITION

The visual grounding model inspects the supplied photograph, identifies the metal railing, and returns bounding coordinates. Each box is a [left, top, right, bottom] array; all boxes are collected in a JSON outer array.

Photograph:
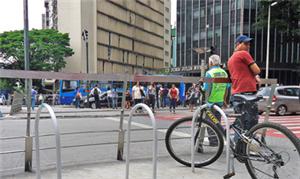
[[35, 103, 62, 179], [125, 103, 157, 179]]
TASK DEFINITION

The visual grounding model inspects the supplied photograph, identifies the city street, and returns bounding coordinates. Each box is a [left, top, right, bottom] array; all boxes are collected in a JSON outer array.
[[0, 106, 300, 178]]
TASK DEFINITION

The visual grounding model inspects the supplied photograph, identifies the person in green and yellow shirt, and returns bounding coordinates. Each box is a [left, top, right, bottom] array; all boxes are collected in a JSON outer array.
[[199, 54, 229, 151]]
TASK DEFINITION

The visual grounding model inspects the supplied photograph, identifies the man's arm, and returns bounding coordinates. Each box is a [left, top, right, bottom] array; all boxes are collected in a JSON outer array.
[[249, 63, 261, 75]]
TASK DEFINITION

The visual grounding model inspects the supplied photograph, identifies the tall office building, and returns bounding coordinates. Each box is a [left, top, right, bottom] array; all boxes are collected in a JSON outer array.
[[164, 0, 172, 68], [58, 0, 165, 75], [42, 0, 58, 29], [176, 0, 300, 85]]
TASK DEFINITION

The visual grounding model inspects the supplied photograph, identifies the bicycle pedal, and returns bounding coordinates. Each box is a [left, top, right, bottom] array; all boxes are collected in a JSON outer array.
[[223, 172, 235, 179]]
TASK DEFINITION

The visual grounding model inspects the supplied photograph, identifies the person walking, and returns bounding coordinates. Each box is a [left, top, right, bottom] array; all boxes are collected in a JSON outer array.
[[147, 82, 156, 113], [90, 85, 101, 109], [228, 34, 261, 131], [74, 87, 82, 108], [168, 84, 179, 114], [31, 88, 38, 110]]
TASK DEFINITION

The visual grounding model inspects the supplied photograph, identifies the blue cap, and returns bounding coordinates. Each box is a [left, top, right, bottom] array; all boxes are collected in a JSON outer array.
[[235, 35, 252, 44]]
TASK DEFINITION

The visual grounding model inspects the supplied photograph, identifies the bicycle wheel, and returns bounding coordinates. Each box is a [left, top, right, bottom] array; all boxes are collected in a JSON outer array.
[[165, 116, 224, 167], [245, 122, 300, 179]]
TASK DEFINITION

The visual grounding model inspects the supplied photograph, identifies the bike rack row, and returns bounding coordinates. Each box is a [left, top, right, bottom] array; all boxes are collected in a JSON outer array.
[[33, 103, 158, 179]]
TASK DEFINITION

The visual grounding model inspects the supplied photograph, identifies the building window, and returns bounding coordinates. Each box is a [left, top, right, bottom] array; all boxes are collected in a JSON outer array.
[[165, 40, 169, 45], [165, 29, 169, 34], [165, 7, 169, 12], [165, 51, 169, 56], [165, 18, 170, 23], [200, 8, 205, 17]]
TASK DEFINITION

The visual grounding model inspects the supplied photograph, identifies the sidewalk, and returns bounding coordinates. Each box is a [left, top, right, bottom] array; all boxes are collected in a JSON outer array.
[[0, 105, 201, 120], [3, 156, 251, 179], [0, 105, 235, 120]]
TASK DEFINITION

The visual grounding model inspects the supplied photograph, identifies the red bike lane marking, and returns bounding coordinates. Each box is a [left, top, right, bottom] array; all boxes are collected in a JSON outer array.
[[155, 114, 189, 121], [158, 113, 300, 138]]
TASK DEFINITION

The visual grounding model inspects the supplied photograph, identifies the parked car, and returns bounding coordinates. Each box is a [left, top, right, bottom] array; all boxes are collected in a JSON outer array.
[[257, 86, 300, 116], [73, 91, 123, 109]]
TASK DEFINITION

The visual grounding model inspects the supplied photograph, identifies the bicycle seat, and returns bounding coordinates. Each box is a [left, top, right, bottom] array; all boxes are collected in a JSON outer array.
[[233, 94, 263, 103]]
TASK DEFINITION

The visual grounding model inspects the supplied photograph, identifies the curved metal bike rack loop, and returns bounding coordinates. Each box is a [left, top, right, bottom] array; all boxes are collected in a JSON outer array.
[[191, 104, 230, 174], [125, 103, 157, 179], [35, 103, 62, 179]]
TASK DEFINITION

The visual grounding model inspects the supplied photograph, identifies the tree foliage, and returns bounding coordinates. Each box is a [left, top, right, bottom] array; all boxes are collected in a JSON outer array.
[[256, 0, 300, 43], [0, 29, 74, 71]]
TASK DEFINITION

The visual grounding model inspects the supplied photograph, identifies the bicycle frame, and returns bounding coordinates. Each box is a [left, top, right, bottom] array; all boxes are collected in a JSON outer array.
[[191, 104, 233, 176]]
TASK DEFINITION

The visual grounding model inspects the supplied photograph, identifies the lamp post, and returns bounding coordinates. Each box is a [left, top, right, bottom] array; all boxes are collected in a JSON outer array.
[[82, 29, 89, 106], [266, 1, 278, 79], [23, 0, 33, 172], [82, 29, 89, 74]]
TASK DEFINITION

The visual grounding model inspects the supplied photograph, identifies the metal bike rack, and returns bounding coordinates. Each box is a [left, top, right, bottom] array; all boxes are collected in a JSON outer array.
[[125, 103, 157, 179], [191, 104, 231, 175], [35, 103, 62, 179]]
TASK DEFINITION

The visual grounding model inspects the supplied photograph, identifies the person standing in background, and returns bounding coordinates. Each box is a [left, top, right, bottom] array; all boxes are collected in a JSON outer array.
[[132, 81, 144, 112], [90, 85, 101, 109], [125, 90, 132, 109], [187, 83, 197, 112], [168, 84, 179, 114], [155, 83, 161, 109], [147, 82, 156, 113], [74, 87, 82, 108], [111, 87, 118, 109], [107, 87, 112, 108], [31, 88, 38, 110]]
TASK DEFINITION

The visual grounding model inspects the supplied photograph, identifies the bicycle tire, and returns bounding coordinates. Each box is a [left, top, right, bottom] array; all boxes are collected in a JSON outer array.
[[165, 116, 224, 168], [245, 122, 300, 179]]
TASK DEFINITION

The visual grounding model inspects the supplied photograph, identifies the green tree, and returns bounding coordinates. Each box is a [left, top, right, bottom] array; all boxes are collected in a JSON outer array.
[[256, 0, 300, 43], [0, 29, 74, 71]]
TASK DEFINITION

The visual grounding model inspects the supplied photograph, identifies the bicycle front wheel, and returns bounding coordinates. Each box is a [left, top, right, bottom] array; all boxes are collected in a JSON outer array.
[[245, 122, 300, 179], [165, 116, 224, 168]]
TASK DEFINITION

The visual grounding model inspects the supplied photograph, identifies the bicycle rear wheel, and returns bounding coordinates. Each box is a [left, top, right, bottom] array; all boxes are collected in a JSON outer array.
[[245, 122, 300, 179], [165, 116, 224, 167]]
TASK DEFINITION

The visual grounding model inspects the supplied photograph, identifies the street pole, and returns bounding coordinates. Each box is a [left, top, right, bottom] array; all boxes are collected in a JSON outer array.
[[23, 0, 32, 172], [86, 41, 89, 75], [266, 2, 278, 80], [266, 4, 271, 80], [82, 30, 89, 106]]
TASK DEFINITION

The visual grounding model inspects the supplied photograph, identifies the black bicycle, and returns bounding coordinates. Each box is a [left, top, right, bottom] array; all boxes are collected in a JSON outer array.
[[165, 94, 300, 179]]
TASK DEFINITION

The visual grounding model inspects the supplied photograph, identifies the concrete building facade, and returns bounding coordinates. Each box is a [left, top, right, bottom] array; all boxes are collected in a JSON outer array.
[[58, 0, 166, 75]]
